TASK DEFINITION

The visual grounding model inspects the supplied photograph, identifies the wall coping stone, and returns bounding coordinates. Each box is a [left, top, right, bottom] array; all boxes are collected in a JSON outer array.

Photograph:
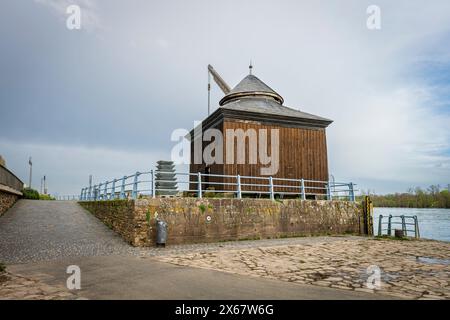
[[0, 184, 23, 196]]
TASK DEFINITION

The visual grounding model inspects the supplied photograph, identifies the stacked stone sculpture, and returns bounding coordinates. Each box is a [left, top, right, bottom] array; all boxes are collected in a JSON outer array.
[[155, 160, 178, 196]]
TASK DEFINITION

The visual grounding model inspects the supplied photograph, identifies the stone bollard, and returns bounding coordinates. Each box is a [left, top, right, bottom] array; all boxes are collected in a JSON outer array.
[[156, 220, 168, 247], [394, 229, 404, 238]]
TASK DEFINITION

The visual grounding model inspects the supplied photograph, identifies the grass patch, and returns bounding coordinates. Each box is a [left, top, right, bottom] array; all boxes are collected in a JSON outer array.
[[373, 235, 411, 241], [198, 204, 207, 213]]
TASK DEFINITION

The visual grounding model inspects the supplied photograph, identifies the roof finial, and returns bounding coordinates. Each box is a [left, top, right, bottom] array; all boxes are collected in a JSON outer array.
[[249, 60, 253, 75]]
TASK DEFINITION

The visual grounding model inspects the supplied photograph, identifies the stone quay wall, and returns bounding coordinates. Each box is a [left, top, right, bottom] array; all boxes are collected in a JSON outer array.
[[0, 187, 21, 217], [79, 198, 363, 247], [0, 164, 23, 217]]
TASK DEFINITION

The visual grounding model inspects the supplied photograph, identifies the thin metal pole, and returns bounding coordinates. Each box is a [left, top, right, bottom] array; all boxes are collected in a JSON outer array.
[[104, 182, 108, 200], [378, 214, 383, 236], [207, 68, 211, 116], [414, 216, 420, 238], [237, 175, 242, 199], [132, 172, 140, 199], [327, 182, 332, 201], [88, 177, 92, 200], [387, 214, 392, 236], [111, 179, 116, 200], [28, 157, 32, 189], [151, 170, 155, 198], [269, 177, 274, 200], [401, 215, 406, 237], [300, 178, 306, 200], [120, 176, 126, 199], [197, 172, 202, 198], [349, 182, 355, 201]]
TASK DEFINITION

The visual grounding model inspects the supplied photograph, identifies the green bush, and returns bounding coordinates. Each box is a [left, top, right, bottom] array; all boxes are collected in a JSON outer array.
[[0, 262, 5, 273], [39, 194, 55, 200], [22, 188, 40, 200]]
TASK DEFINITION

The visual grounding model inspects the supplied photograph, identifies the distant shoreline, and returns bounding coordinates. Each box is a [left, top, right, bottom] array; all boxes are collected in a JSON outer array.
[[357, 186, 450, 209], [373, 206, 450, 209]]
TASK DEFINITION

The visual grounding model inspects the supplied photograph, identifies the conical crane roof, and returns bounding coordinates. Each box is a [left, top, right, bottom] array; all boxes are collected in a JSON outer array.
[[219, 74, 284, 106], [188, 69, 333, 139]]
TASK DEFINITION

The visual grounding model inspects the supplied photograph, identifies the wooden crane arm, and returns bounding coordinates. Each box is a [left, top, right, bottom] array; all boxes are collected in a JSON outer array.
[[208, 64, 231, 94]]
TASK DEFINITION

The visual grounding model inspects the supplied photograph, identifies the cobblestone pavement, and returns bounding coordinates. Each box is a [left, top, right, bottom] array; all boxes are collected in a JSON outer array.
[[156, 238, 450, 300], [0, 271, 81, 300], [0, 200, 138, 264], [138, 236, 354, 257]]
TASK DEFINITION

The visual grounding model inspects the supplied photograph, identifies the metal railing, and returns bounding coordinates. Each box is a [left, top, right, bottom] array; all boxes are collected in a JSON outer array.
[[55, 195, 80, 201], [0, 165, 24, 192], [377, 214, 420, 238], [79, 170, 357, 202]]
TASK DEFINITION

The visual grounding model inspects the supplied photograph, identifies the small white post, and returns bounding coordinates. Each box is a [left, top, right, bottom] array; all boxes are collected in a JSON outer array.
[[110, 179, 116, 200], [237, 175, 242, 199], [98, 183, 102, 200], [120, 176, 126, 199], [300, 179, 306, 200], [197, 172, 202, 198], [327, 182, 333, 201], [103, 182, 108, 200], [349, 182, 355, 201], [269, 177, 274, 200], [132, 172, 140, 199]]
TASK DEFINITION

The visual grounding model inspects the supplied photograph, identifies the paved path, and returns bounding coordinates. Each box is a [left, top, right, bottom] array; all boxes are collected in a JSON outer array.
[[0, 200, 137, 264], [0, 200, 391, 299]]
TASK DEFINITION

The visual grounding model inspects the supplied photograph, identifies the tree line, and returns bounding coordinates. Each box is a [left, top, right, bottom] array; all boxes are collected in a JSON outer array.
[[359, 185, 450, 208]]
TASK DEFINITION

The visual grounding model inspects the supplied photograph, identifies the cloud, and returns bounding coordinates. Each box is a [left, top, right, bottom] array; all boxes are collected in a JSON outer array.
[[2, 0, 450, 194], [34, 0, 101, 31], [328, 84, 450, 186], [156, 38, 170, 49], [0, 139, 168, 195]]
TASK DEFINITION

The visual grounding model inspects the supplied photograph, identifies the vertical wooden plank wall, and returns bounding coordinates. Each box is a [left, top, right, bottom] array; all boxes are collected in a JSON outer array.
[[222, 120, 329, 193]]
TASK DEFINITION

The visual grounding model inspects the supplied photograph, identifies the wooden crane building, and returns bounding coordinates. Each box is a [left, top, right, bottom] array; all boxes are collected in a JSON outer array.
[[189, 65, 333, 197]]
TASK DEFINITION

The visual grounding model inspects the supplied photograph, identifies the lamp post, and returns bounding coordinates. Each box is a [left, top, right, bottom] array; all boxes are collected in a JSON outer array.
[[28, 157, 32, 189]]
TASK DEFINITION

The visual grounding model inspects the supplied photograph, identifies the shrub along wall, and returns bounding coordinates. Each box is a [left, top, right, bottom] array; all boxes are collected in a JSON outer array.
[[79, 198, 363, 247]]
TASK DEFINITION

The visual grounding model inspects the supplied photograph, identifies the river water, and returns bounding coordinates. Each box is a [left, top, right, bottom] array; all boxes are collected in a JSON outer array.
[[373, 208, 450, 242]]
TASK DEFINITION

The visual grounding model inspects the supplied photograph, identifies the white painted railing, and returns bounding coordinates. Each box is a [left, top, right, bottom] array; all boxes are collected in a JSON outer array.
[[79, 171, 356, 202]]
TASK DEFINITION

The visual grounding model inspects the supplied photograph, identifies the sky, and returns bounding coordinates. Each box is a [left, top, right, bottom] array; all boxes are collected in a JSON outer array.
[[0, 0, 449, 196]]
